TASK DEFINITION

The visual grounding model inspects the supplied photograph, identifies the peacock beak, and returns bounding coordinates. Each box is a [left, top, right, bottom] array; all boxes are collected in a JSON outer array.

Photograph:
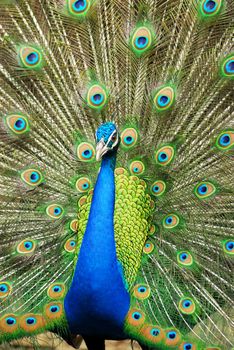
[[96, 139, 108, 161]]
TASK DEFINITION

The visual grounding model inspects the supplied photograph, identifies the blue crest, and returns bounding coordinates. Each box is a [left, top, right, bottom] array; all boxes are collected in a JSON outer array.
[[96, 122, 117, 143]]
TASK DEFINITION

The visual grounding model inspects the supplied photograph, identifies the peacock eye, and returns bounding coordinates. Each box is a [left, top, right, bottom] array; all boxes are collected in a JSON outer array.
[[194, 181, 216, 199], [221, 56, 234, 78], [18, 46, 43, 69], [179, 297, 196, 315], [177, 251, 194, 267], [120, 128, 138, 149], [223, 240, 234, 255], [150, 328, 160, 336], [86, 84, 108, 110], [76, 142, 95, 162], [163, 214, 180, 229], [131, 26, 153, 56], [155, 145, 175, 166], [64, 238, 77, 252], [165, 329, 181, 346], [143, 241, 154, 254], [151, 180, 166, 197], [133, 284, 151, 299], [225, 59, 234, 74], [216, 130, 234, 150], [140, 325, 165, 344], [153, 86, 175, 112], [46, 204, 64, 219], [67, 0, 91, 17], [200, 0, 222, 17], [45, 302, 63, 320], [129, 160, 145, 175], [6, 317, 16, 325], [16, 239, 36, 254], [0, 282, 11, 298], [5, 114, 30, 135], [20, 168, 44, 187], [19, 314, 45, 332], [132, 312, 141, 320], [47, 283, 66, 299], [168, 331, 176, 339], [73, 0, 87, 12], [76, 177, 91, 193], [26, 317, 36, 325]]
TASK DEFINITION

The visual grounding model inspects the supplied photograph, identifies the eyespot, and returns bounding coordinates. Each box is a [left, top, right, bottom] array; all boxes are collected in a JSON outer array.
[[179, 342, 197, 350], [153, 86, 175, 111], [133, 284, 151, 300], [77, 142, 95, 162], [5, 114, 30, 135], [179, 297, 196, 315], [46, 204, 64, 219], [64, 238, 77, 253], [223, 57, 234, 75], [143, 241, 154, 254], [26, 317, 36, 325], [177, 251, 194, 267], [126, 308, 145, 327], [194, 181, 216, 199], [78, 195, 87, 207], [223, 240, 234, 255], [0, 314, 18, 333], [19, 314, 45, 332], [86, 84, 108, 110], [221, 54, 234, 78], [115, 167, 128, 176], [131, 26, 153, 56], [20, 168, 44, 187], [16, 239, 36, 254], [165, 329, 181, 347], [150, 200, 155, 210], [0, 282, 12, 298], [132, 312, 142, 320], [163, 214, 180, 229], [67, 0, 91, 16], [151, 180, 166, 197], [149, 224, 157, 236], [47, 283, 66, 299], [129, 160, 145, 175], [18, 46, 43, 69], [121, 128, 138, 149], [200, 0, 222, 17], [216, 130, 234, 150], [140, 325, 165, 344], [45, 302, 63, 320], [76, 176, 92, 193], [69, 219, 79, 232], [155, 145, 175, 166]]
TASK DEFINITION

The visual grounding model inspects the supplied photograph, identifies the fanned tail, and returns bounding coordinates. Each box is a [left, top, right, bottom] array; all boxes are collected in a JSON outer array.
[[0, 0, 233, 349]]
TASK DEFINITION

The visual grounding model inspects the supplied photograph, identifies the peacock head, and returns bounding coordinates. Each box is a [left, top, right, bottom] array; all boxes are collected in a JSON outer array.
[[95, 122, 119, 161]]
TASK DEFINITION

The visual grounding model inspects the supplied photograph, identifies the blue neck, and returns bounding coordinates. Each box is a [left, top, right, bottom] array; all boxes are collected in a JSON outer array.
[[84, 153, 117, 254], [64, 151, 130, 339]]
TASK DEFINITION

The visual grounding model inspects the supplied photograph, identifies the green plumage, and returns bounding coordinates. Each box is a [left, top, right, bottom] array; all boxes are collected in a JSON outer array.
[[0, 0, 234, 349]]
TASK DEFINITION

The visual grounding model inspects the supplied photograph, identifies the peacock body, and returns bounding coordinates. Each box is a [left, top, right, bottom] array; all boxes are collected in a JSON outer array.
[[0, 0, 234, 349]]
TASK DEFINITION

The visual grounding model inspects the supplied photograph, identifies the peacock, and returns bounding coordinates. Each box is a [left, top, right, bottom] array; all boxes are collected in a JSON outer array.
[[0, 0, 233, 349]]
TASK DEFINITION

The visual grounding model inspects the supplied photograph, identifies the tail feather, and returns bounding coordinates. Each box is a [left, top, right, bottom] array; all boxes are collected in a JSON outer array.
[[0, 0, 233, 348]]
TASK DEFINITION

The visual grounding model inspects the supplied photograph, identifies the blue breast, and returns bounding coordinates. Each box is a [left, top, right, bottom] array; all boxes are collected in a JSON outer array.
[[64, 155, 130, 339]]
